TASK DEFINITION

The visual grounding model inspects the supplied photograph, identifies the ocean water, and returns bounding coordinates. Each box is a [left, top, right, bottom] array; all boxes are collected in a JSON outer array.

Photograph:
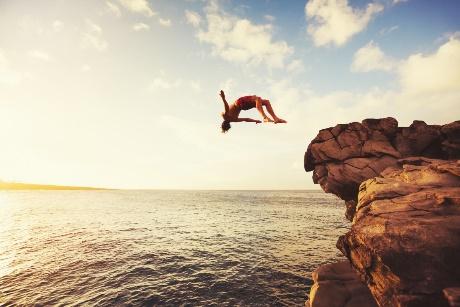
[[0, 190, 348, 306]]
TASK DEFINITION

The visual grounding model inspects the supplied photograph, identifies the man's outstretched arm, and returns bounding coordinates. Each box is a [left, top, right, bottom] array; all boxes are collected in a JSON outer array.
[[219, 90, 229, 113], [235, 118, 261, 123]]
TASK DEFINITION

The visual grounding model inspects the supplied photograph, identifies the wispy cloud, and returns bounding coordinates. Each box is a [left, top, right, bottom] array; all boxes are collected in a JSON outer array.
[[118, 0, 155, 17], [185, 10, 201, 27], [133, 22, 150, 31], [159, 18, 171, 27], [81, 20, 108, 52], [380, 25, 399, 36], [305, 0, 383, 47], [106, 1, 122, 17], [392, 0, 409, 5]]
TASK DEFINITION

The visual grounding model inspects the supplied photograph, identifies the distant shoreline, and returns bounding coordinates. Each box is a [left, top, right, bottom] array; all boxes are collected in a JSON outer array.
[[0, 182, 107, 190], [0, 184, 323, 191]]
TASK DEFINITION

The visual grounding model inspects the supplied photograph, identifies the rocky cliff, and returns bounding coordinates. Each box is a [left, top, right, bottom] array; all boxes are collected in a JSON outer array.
[[304, 118, 460, 307], [305, 118, 460, 220]]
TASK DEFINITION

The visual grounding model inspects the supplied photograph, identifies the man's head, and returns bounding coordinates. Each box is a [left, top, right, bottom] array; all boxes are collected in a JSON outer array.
[[221, 120, 231, 133]]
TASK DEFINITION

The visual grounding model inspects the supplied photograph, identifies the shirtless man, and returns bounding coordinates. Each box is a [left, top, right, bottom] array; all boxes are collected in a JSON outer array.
[[219, 90, 287, 133]]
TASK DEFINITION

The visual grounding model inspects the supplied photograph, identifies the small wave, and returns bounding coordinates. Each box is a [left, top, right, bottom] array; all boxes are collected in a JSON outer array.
[[0, 190, 348, 306]]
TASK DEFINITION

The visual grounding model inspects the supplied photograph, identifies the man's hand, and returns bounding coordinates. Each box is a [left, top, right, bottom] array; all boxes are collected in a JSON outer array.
[[236, 118, 261, 123], [219, 90, 225, 99]]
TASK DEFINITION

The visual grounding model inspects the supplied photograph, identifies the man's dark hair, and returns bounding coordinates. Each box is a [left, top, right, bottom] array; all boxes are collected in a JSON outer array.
[[221, 120, 231, 133]]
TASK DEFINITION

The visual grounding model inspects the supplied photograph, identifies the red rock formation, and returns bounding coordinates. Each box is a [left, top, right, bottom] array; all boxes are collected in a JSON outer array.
[[337, 158, 460, 307], [304, 118, 460, 307], [305, 118, 460, 220]]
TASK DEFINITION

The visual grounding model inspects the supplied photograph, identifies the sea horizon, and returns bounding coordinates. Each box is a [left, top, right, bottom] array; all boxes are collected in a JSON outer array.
[[0, 181, 325, 192]]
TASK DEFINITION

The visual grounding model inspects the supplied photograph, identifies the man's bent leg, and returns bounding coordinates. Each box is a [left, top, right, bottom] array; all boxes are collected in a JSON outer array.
[[262, 100, 286, 123], [256, 99, 273, 122]]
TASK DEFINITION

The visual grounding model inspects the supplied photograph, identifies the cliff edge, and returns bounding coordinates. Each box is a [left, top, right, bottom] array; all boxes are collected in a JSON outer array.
[[305, 117, 460, 220], [304, 118, 460, 307]]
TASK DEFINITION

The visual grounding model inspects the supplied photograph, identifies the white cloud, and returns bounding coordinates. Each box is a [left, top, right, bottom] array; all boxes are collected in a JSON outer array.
[[351, 36, 460, 95], [266, 77, 459, 143], [273, 36, 460, 131], [351, 41, 397, 72], [28, 50, 53, 62], [52, 20, 63, 32], [195, 2, 293, 68], [86, 20, 102, 33], [399, 36, 460, 93], [133, 22, 150, 31], [106, 1, 122, 17], [248, 35, 459, 156], [305, 0, 383, 47], [81, 20, 108, 52], [267, 78, 308, 118], [185, 10, 201, 27], [159, 18, 171, 27], [118, 0, 155, 17]]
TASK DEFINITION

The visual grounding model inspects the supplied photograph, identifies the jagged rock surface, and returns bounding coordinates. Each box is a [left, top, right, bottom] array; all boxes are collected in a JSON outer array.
[[306, 261, 377, 307], [444, 288, 460, 307], [337, 158, 460, 307], [304, 118, 460, 220]]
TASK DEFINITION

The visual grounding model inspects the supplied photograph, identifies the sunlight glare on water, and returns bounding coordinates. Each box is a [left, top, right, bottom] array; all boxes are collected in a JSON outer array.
[[0, 190, 348, 306]]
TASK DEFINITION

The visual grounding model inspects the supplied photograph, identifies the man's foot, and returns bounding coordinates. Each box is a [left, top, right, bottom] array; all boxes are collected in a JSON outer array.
[[263, 117, 274, 123], [274, 118, 287, 124]]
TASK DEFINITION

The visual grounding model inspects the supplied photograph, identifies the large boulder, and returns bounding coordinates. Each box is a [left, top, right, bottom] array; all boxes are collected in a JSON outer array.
[[306, 261, 377, 307], [337, 158, 460, 307], [305, 118, 460, 220]]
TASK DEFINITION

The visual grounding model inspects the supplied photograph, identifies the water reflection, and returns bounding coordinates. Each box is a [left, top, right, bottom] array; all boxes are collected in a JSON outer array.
[[0, 190, 348, 306]]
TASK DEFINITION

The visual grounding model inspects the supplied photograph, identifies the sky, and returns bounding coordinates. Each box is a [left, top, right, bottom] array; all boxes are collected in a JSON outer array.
[[0, 0, 459, 189]]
